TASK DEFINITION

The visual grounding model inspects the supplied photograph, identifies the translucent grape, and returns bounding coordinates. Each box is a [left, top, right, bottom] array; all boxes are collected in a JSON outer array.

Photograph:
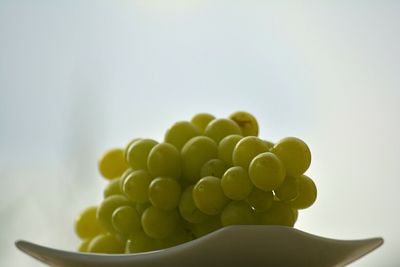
[[232, 136, 269, 169], [179, 185, 208, 224], [190, 215, 222, 238], [111, 205, 141, 236], [248, 152, 286, 191], [124, 138, 141, 163], [98, 148, 128, 180], [78, 239, 91, 252], [255, 201, 296, 227], [125, 230, 160, 253], [88, 233, 125, 254], [289, 175, 317, 209], [221, 166, 253, 200], [164, 121, 200, 151], [97, 195, 132, 233], [192, 176, 230, 215], [181, 136, 218, 183], [191, 113, 215, 133], [218, 134, 242, 166], [274, 176, 299, 201], [229, 111, 259, 137], [204, 118, 242, 143], [200, 158, 227, 178], [141, 206, 180, 239], [148, 177, 181, 210], [75, 206, 105, 239], [220, 201, 254, 226], [122, 170, 153, 203], [104, 177, 123, 198], [271, 137, 311, 177], [147, 143, 181, 179], [125, 139, 158, 170], [247, 187, 273, 212], [119, 168, 134, 192]]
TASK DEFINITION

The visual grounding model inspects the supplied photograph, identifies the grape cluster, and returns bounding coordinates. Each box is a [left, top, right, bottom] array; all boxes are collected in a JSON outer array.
[[74, 111, 317, 254]]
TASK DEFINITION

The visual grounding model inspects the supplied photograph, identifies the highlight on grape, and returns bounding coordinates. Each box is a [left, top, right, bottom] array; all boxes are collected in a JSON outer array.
[[74, 111, 317, 253]]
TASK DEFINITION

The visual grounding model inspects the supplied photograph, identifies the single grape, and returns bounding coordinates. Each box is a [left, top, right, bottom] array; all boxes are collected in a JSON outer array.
[[148, 177, 181, 210], [98, 148, 128, 180], [192, 176, 230, 215], [204, 118, 242, 143], [247, 187, 273, 212], [271, 137, 311, 177], [221, 166, 253, 200], [97, 195, 132, 233], [289, 175, 317, 209], [190, 215, 222, 238], [141, 206, 180, 239], [200, 158, 227, 178], [229, 111, 259, 137], [274, 176, 299, 201], [179, 185, 208, 224], [78, 239, 91, 252], [88, 233, 125, 254], [218, 134, 242, 166], [164, 121, 200, 151], [124, 138, 141, 163], [232, 136, 269, 169], [191, 113, 215, 133], [111, 205, 141, 236], [104, 177, 123, 198], [75, 206, 105, 239], [248, 152, 286, 191], [125, 230, 160, 253], [122, 170, 153, 203], [255, 201, 296, 227], [181, 136, 218, 183], [147, 143, 181, 179], [220, 201, 254, 226], [119, 168, 134, 192], [125, 139, 158, 170]]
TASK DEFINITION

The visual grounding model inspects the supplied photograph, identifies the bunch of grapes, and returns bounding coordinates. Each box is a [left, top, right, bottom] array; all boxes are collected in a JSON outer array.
[[74, 111, 317, 254]]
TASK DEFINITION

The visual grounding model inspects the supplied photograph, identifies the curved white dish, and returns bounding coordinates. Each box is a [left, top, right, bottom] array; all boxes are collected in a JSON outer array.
[[16, 225, 383, 267]]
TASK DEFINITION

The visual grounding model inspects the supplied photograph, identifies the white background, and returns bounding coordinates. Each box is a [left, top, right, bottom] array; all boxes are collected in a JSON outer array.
[[1, 1, 399, 266]]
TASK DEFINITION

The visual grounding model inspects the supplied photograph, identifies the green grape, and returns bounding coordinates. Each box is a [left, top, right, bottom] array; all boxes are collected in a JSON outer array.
[[111, 206, 141, 236], [147, 143, 181, 179], [192, 176, 230, 215], [289, 175, 317, 209], [119, 168, 134, 192], [204, 118, 242, 143], [97, 195, 132, 233], [262, 140, 275, 150], [104, 177, 123, 198], [141, 206, 180, 239], [292, 208, 299, 223], [164, 121, 200, 151], [125, 230, 160, 253], [122, 170, 153, 203], [191, 215, 222, 238], [158, 226, 188, 249], [221, 166, 253, 200], [191, 113, 215, 133], [271, 137, 311, 177], [247, 187, 273, 212], [255, 201, 296, 227], [125, 139, 158, 170], [200, 158, 227, 178], [75, 206, 105, 239], [179, 185, 208, 224], [136, 202, 151, 215], [78, 238, 91, 252], [232, 136, 270, 169], [218, 134, 242, 166], [88, 233, 125, 254], [220, 201, 254, 226], [248, 152, 286, 191], [98, 148, 128, 180], [124, 138, 141, 163], [274, 176, 299, 201], [229, 111, 259, 137], [181, 136, 218, 183], [148, 177, 181, 210]]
